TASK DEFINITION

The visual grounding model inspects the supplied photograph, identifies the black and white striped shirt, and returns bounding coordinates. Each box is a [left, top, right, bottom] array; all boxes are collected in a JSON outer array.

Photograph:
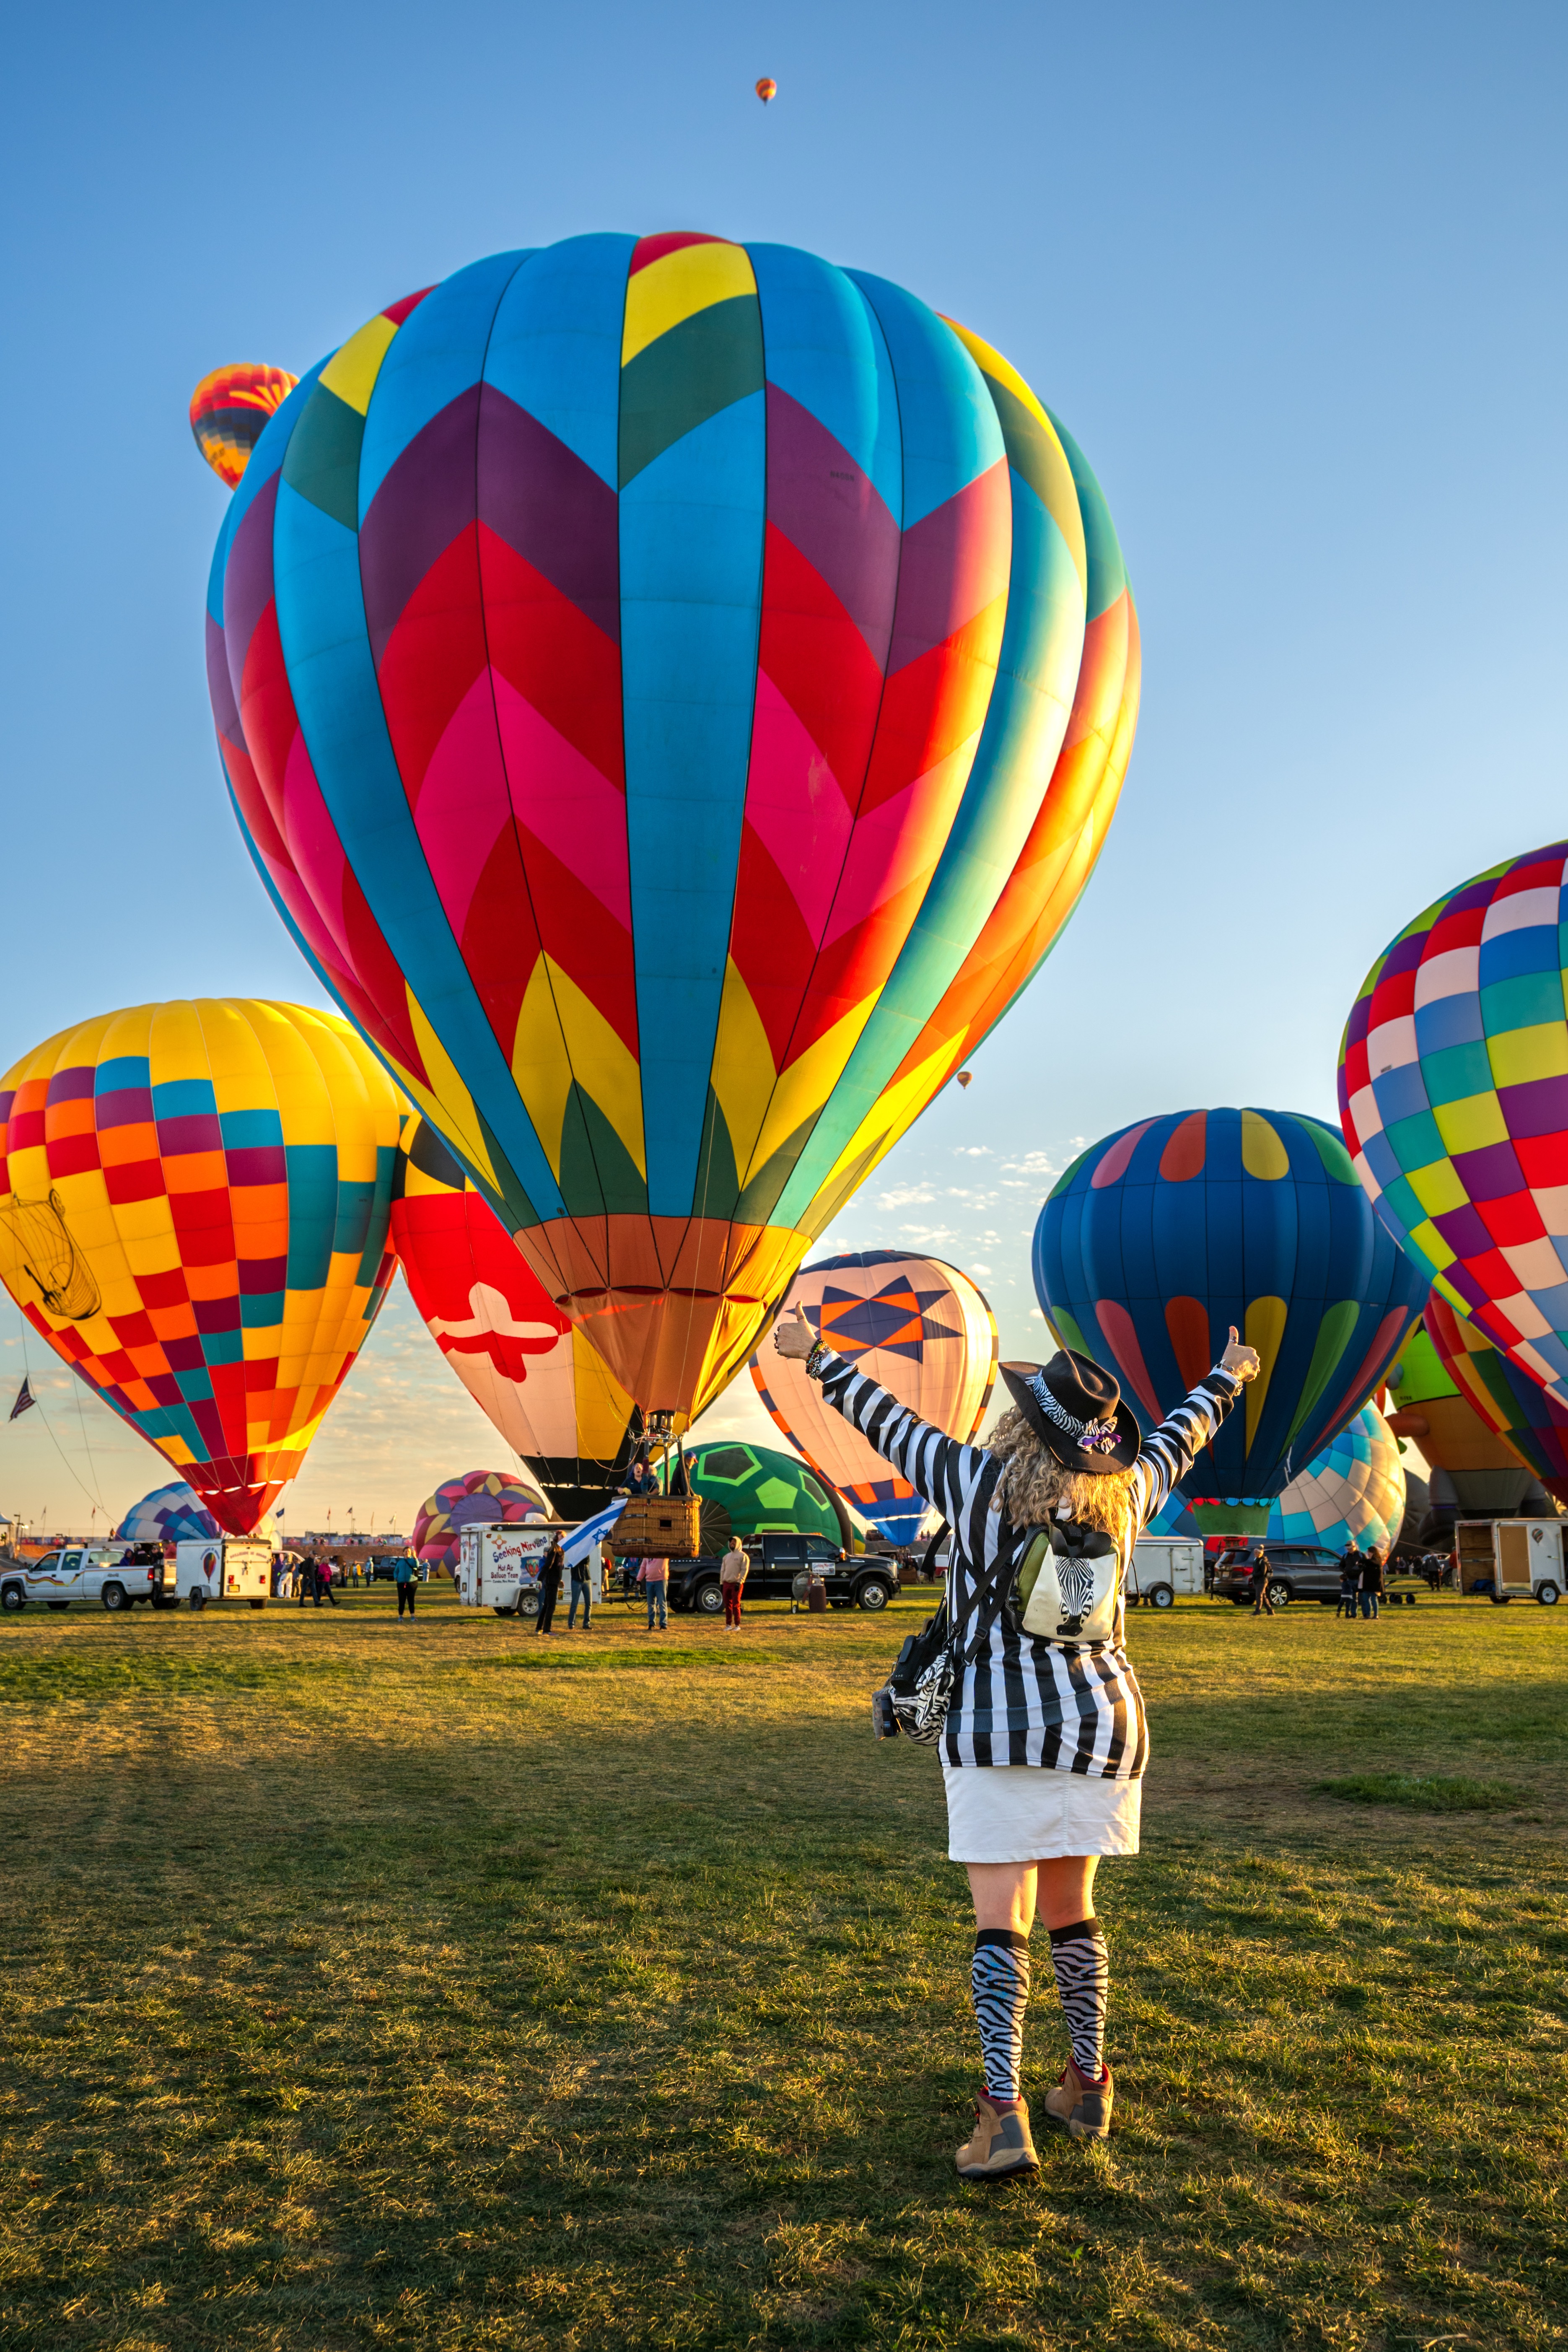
[[817, 1351, 1242, 1778]]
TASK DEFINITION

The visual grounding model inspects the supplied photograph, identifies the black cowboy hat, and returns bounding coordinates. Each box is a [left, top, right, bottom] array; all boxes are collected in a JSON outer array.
[[998, 1350, 1141, 1478]]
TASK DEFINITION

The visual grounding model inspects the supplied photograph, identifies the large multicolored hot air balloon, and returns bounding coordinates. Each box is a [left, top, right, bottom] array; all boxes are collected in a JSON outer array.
[[1423, 1292, 1568, 1502], [1150, 1403, 1407, 1554], [412, 1468, 547, 1575], [204, 233, 1140, 1424], [190, 364, 299, 489], [391, 1115, 640, 1512], [1034, 1107, 1429, 1515], [114, 1480, 221, 1546], [1385, 1319, 1546, 1531], [0, 1001, 402, 1533], [748, 1250, 997, 1541], [1339, 842, 1568, 1411]]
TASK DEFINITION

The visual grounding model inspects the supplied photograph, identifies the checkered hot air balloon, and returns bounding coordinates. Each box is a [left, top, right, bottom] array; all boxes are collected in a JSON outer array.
[[390, 1114, 641, 1514], [1339, 843, 1568, 1417], [114, 1480, 222, 1546], [1149, 1404, 1406, 1554], [204, 234, 1140, 1425], [0, 1001, 402, 1534], [749, 1250, 997, 1542], [412, 1468, 547, 1576], [1034, 1107, 1430, 1511]]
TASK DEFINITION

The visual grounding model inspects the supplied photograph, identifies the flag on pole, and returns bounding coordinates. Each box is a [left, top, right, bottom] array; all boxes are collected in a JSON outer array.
[[562, 1497, 627, 1570], [9, 1377, 36, 1422]]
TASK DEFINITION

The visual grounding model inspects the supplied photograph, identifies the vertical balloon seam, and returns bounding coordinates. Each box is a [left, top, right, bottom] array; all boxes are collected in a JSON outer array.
[[473, 247, 630, 1272], [350, 254, 564, 1243], [285, 270, 564, 1232], [673, 236, 775, 1418], [716, 265, 905, 1226], [769, 277, 1011, 1228]]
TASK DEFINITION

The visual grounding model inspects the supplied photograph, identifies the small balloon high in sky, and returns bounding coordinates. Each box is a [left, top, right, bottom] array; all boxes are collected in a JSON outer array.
[[755, 77, 777, 102]]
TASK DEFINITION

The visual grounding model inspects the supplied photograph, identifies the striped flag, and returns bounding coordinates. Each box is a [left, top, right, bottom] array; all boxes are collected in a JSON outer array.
[[562, 1498, 627, 1571], [9, 1377, 36, 1422]]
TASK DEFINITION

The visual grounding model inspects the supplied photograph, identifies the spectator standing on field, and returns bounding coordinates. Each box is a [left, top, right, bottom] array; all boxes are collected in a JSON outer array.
[[394, 1552, 417, 1620], [1335, 1546, 1361, 1619], [319, 1557, 338, 1607], [535, 1535, 565, 1635], [638, 1553, 668, 1631], [1251, 1548, 1275, 1616], [720, 1540, 749, 1628], [296, 1557, 318, 1607], [568, 1545, 593, 1630], [1358, 1548, 1385, 1619]]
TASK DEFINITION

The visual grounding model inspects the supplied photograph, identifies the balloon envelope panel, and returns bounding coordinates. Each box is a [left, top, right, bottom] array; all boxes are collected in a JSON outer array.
[[391, 1116, 639, 1510], [1147, 1404, 1406, 1553], [1387, 1321, 1532, 1482], [1424, 1291, 1568, 1501], [206, 236, 1137, 1420], [748, 1250, 997, 1541], [114, 1480, 221, 1545], [1338, 842, 1568, 1410], [412, 1468, 547, 1574], [1034, 1107, 1429, 1501], [685, 1439, 845, 1546], [0, 1001, 402, 1533]]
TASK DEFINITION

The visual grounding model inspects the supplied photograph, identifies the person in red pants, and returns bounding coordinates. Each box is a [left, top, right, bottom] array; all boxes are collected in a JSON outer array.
[[720, 1540, 749, 1627]]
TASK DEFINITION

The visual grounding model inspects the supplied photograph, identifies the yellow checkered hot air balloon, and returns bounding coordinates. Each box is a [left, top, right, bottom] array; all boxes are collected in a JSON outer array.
[[0, 1001, 403, 1533]]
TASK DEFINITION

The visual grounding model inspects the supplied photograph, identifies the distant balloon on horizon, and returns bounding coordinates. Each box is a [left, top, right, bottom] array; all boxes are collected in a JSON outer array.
[[755, 76, 777, 101], [956, 1070, 973, 1089]]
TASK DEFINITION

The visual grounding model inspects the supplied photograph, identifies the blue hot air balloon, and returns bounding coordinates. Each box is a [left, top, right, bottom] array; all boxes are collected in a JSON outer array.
[[1033, 1106, 1429, 1507]]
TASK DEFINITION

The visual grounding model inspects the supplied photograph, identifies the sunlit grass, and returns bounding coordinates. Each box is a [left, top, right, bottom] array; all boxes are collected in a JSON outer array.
[[0, 1587, 1564, 2348]]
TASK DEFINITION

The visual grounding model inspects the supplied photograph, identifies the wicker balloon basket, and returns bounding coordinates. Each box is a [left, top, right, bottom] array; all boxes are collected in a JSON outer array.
[[613, 1491, 703, 1560]]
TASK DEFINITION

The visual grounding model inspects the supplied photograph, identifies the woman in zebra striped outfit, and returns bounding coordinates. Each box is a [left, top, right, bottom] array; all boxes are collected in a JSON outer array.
[[774, 1307, 1258, 2176]]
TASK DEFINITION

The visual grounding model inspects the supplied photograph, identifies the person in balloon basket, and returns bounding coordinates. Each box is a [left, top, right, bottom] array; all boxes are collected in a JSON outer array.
[[719, 1540, 749, 1628], [774, 1304, 1259, 2176], [638, 1553, 669, 1631], [534, 1535, 565, 1635]]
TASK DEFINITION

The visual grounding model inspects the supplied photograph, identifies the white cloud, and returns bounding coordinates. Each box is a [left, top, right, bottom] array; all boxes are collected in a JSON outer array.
[[876, 1184, 936, 1208]]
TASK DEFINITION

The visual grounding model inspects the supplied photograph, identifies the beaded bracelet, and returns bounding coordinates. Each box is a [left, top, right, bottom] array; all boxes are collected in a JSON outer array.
[[804, 1340, 829, 1382]]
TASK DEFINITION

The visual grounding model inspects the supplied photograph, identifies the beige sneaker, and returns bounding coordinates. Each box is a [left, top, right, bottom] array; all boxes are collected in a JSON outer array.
[[955, 2095, 1038, 2180], [1042, 2059, 1113, 2140]]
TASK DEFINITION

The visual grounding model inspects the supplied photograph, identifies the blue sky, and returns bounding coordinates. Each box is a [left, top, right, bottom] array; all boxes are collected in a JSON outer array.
[[3, 0, 1564, 1533]]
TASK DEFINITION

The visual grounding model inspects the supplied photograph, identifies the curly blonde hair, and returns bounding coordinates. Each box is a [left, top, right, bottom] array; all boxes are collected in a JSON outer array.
[[986, 1405, 1140, 1558]]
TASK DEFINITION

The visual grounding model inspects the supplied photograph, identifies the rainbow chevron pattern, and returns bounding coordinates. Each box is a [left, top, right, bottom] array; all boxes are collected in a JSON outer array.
[[207, 236, 1136, 1417], [1339, 842, 1568, 1413], [0, 1001, 402, 1533]]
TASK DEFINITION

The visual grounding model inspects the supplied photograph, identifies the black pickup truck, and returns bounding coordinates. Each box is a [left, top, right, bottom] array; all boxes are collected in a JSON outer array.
[[663, 1532, 898, 1616]]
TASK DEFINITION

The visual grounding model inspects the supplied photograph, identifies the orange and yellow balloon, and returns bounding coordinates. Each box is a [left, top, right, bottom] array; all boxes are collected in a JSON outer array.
[[189, 363, 298, 488], [0, 1001, 403, 1533]]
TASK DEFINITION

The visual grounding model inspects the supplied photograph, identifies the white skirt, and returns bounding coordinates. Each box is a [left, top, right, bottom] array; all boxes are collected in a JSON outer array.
[[942, 1764, 1142, 1863]]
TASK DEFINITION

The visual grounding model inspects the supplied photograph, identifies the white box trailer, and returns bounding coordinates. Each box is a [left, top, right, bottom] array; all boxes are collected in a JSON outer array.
[[1129, 1537, 1206, 1610], [456, 1524, 557, 1616], [1455, 1518, 1563, 1605], [156, 1539, 272, 1611]]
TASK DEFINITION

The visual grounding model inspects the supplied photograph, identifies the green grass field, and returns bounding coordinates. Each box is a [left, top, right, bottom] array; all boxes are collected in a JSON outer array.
[[1, 1585, 1564, 2352]]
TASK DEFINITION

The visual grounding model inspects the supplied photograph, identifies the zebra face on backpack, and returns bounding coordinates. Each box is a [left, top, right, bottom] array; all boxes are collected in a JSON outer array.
[[1010, 1521, 1122, 1647]]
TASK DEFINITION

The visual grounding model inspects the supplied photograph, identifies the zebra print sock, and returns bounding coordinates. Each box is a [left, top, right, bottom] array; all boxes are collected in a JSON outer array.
[[971, 1928, 1031, 2100], [1048, 1916, 1109, 2080]]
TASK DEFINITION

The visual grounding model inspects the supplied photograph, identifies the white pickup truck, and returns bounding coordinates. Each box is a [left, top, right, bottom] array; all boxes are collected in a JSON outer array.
[[0, 1537, 273, 1615], [2, 1543, 166, 1614]]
